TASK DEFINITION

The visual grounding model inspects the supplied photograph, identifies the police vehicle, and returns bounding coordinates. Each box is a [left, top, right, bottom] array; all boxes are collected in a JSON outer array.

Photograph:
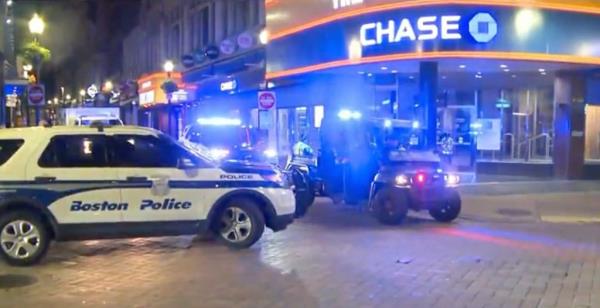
[[0, 125, 295, 266], [181, 117, 276, 162]]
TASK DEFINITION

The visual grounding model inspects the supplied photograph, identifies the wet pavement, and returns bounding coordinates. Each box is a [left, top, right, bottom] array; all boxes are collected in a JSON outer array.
[[1, 197, 600, 308]]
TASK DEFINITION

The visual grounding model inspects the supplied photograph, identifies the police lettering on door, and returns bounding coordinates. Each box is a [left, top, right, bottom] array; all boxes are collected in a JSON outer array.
[[71, 199, 192, 212]]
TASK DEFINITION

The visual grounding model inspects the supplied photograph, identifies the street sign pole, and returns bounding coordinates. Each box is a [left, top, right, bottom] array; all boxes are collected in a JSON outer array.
[[0, 51, 5, 128]]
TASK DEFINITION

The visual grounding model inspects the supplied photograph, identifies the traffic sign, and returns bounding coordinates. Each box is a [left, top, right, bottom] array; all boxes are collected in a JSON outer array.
[[258, 91, 276, 110], [87, 84, 98, 98], [27, 85, 45, 106]]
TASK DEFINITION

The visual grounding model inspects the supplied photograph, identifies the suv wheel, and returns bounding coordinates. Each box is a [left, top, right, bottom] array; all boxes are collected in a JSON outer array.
[[0, 211, 50, 266], [214, 199, 265, 249], [429, 191, 462, 223], [372, 188, 408, 225]]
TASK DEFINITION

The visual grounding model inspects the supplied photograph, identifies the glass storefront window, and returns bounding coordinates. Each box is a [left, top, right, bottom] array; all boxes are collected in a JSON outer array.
[[479, 87, 554, 161]]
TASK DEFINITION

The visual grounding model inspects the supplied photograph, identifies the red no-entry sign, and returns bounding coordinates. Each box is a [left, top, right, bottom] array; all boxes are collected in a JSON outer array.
[[28, 85, 45, 107], [258, 91, 276, 110]]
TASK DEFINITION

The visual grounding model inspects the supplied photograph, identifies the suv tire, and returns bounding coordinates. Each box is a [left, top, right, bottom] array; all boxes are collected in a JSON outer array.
[[0, 211, 50, 266], [213, 199, 265, 249], [372, 188, 409, 225]]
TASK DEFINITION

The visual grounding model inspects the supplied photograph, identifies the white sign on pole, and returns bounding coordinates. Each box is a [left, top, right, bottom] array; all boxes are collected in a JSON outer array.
[[6, 94, 18, 108]]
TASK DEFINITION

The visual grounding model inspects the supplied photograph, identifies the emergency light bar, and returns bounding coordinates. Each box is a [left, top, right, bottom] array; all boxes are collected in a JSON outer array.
[[337, 109, 362, 120], [197, 117, 242, 126]]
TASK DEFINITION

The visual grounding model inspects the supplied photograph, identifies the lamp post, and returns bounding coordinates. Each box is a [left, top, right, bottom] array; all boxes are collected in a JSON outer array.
[[163, 60, 175, 136], [28, 13, 45, 125], [79, 89, 86, 105]]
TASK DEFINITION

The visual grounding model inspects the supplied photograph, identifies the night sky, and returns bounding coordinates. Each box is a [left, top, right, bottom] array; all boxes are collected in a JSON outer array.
[[10, 0, 140, 98]]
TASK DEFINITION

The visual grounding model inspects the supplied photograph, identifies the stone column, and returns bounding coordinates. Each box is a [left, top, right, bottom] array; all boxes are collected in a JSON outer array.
[[419, 62, 438, 150], [553, 71, 586, 179]]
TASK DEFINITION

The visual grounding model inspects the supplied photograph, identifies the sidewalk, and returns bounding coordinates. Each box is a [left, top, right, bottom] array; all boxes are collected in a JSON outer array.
[[457, 180, 600, 224]]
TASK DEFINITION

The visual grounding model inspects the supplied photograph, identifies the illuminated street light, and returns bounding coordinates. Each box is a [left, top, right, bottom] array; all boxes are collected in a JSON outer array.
[[515, 9, 542, 39], [28, 13, 46, 36], [66, 94, 72, 100], [53, 98, 58, 104], [163, 60, 175, 73], [79, 89, 86, 97], [7, 0, 13, 6], [103, 80, 114, 92], [259, 29, 269, 45]]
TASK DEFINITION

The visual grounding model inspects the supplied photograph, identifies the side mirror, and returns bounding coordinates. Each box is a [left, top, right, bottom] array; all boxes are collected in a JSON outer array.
[[177, 157, 197, 170]]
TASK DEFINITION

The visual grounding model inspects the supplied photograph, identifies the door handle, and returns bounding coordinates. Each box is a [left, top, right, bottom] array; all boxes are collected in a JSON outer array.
[[34, 176, 57, 183], [126, 176, 148, 182]]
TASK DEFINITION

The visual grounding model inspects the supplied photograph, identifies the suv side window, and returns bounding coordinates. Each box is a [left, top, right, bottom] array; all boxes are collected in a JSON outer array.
[[0, 139, 25, 166], [39, 135, 109, 168], [111, 135, 179, 168]]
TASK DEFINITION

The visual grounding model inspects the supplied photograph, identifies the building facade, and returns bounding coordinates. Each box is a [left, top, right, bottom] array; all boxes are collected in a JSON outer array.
[[122, 0, 265, 137]]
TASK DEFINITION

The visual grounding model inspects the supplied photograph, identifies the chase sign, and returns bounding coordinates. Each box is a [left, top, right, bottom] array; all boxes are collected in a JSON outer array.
[[360, 12, 498, 47]]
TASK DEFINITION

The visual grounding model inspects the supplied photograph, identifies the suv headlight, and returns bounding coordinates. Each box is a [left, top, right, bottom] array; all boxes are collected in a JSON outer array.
[[209, 148, 230, 160], [263, 171, 292, 188], [263, 148, 278, 158]]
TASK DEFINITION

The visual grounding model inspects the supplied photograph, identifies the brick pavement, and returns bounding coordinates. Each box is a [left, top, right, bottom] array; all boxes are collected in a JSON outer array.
[[1, 198, 600, 308]]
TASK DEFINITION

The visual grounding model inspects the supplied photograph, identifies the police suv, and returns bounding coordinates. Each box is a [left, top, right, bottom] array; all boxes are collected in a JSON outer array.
[[0, 125, 295, 266]]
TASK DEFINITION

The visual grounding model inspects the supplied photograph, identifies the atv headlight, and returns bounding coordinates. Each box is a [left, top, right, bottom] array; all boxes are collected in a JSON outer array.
[[445, 174, 460, 187], [395, 174, 410, 187]]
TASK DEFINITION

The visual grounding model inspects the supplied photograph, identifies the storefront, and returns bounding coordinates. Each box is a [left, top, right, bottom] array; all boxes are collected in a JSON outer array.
[[266, 0, 600, 178], [137, 72, 191, 137]]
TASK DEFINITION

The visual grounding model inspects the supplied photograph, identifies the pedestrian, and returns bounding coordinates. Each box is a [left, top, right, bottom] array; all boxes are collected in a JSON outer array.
[[439, 133, 455, 165]]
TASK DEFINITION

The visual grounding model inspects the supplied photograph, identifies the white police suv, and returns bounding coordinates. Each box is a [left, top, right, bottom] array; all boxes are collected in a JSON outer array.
[[0, 125, 295, 266]]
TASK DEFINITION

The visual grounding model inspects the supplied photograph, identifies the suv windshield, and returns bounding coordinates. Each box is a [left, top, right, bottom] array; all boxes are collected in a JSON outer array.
[[186, 125, 251, 148], [0, 139, 24, 166]]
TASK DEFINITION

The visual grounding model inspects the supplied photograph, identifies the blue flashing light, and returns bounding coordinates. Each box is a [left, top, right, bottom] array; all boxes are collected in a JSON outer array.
[[337, 109, 362, 121], [412, 121, 420, 129], [470, 122, 483, 129], [383, 119, 392, 128], [197, 117, 242, 126]]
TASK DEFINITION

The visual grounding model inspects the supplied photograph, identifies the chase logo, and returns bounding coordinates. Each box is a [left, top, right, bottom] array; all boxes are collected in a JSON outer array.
[[469, 13, 498, 43]]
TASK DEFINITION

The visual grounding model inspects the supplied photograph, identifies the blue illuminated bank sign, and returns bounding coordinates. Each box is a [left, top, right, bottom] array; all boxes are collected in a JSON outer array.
[[360, 12, 498, 47], [267, 5, 600, 75]]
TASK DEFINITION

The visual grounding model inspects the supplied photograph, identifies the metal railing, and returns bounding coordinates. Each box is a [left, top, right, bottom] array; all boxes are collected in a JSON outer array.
[[515, 133, 552, 161]]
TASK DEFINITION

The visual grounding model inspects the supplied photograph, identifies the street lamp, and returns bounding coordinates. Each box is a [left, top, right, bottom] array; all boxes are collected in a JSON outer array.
[[163, 60, 175, 74], [163, 60, 176, 136], [28, 13, 45, 38], [66, 94, 71, 101], [103, 80, 114, 92], [29, 13, 46, 126]]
